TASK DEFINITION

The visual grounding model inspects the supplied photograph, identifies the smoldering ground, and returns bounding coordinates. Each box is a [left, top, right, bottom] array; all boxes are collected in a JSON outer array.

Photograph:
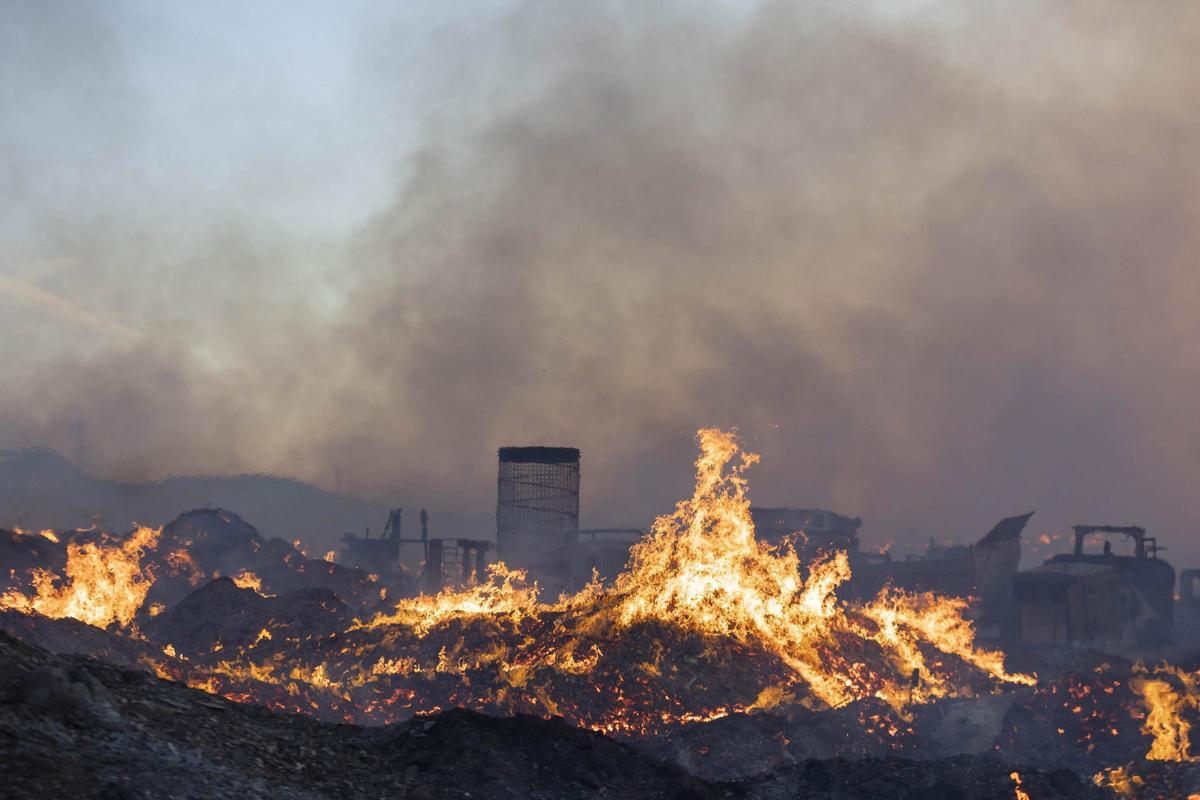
[[4, 1, 1200, 561]]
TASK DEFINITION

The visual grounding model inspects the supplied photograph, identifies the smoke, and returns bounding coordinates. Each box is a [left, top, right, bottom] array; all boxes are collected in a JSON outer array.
[[5, 0, 1200, 561]]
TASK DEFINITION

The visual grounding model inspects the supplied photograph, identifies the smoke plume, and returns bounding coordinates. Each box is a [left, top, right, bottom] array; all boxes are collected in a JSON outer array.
[[5, 1, 1200, 561]]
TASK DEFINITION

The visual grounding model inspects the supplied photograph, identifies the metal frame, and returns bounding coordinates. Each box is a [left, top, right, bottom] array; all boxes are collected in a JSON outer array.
[[496, 447, 580, 560]]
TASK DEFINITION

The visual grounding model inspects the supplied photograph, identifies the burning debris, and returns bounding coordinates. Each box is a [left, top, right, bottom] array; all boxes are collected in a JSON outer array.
[[0, 630, 1116, 800], [0, 524, 161, 628], [111, 429, 1032, 735], [4, 428, 1200, 797], [1, 431, 1031, 729]]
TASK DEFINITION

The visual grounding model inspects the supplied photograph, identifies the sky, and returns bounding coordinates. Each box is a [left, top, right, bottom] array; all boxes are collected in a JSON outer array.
[[4, 0, 1200, 564]]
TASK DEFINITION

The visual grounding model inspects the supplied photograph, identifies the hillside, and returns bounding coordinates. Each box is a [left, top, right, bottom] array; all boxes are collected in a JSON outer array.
[[0, 447, 404, 553]]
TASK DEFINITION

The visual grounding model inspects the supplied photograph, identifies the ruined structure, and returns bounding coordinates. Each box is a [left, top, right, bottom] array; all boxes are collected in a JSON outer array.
[[848, 513, 1033, 621], [339, 508, 414, 576], [422, 538, 493, 593], [749, 507, 861, 555], [495, 446, 580, 574], [1013, 524, 1175, 645]]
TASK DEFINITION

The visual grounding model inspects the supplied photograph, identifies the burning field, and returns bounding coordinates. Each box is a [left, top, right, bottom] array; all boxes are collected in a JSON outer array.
[[3, 429, 1200, 798]]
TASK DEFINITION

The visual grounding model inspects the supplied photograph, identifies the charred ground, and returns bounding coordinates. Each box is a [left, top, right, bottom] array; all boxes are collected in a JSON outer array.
[[0, 631, 1121, 800]]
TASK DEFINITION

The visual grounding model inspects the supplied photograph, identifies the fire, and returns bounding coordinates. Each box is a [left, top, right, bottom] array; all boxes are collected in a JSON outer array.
[[606, 428, 1032, 709], [1131, 664, 1200, 761], [12, 527, 60, 543], [0, 430, 1037, 737], [192, 428, 1031, 731], [1093, 765, 1143, 798], [1010, 771, 1030, 800], [0, 525, 161, 628], [231, 570, 267, 595], [166, 547, 205, 586], [361, 561, 540, 635]]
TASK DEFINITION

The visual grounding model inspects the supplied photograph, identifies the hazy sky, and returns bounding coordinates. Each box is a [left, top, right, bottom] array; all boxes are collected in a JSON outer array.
[[5, 1, 1200, 564]]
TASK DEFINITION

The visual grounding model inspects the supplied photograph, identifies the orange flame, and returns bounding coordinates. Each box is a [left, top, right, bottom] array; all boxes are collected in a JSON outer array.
[[231, 570, 268, 596], [0, 526, 161, 628], [608, 429, 1033, 708], [1131, 664, 1200, 761], [1, 429, 1037, 734], [1010, 771, 1030, 800], [318, 428, 1031, 724]]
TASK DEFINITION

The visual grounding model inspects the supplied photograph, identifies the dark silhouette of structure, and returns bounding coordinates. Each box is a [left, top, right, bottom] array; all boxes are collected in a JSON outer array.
[[496, 446, 580, 571], [1013, 523, 1175, 645]]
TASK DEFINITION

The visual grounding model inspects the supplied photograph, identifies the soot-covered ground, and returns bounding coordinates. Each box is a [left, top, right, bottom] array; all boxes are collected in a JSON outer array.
[[0, 631, 1128, 800]]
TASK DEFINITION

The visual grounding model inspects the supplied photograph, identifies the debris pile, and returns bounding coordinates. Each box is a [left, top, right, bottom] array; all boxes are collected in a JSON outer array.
[[4, 430, 1200, 796], [111, 430, 1034, 735], [0, 631, 1114, 800]]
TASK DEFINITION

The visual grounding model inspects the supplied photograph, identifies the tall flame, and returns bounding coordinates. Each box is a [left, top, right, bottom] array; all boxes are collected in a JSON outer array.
[[608, 428, 1032, 708], [1132, 664, 1200, 762]]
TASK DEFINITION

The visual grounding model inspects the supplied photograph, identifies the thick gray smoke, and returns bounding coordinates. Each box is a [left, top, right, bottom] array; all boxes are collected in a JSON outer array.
[[5, 1, 1200, 561]]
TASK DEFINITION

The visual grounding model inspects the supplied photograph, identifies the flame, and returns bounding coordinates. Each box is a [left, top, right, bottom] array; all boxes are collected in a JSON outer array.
[[606, 429, 1032, 709], [1093, 766, 1142, 798], [166, 547, 205, 586], [1131, 664, 1200, 761], [0, 526, 161, 628], [12, 527, 60, 543], [0, 429, 1037, 736], [1010, 772, 1030, 800], [362, 562, 540, 635], [231, 570, 267, 596], [197, 428, 1031, 731]]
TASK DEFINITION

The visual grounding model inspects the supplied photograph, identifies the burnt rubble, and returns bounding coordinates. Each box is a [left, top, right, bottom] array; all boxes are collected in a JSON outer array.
[[6, 434, 1200, 799], [0, 631, 1117, 800], [143, 577, 356, 656]]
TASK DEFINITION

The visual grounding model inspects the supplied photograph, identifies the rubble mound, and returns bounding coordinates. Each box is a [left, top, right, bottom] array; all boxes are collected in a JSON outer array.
[[137, 509, 388, 614], [159, 508, 265, 572], [0, 528, 66, 591], [0, 631, 1117, 800], [144, 577, 355, 656], [647, 699, 916, 781], [0, 609, 155, 668], [0, 630, 709, 800]]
